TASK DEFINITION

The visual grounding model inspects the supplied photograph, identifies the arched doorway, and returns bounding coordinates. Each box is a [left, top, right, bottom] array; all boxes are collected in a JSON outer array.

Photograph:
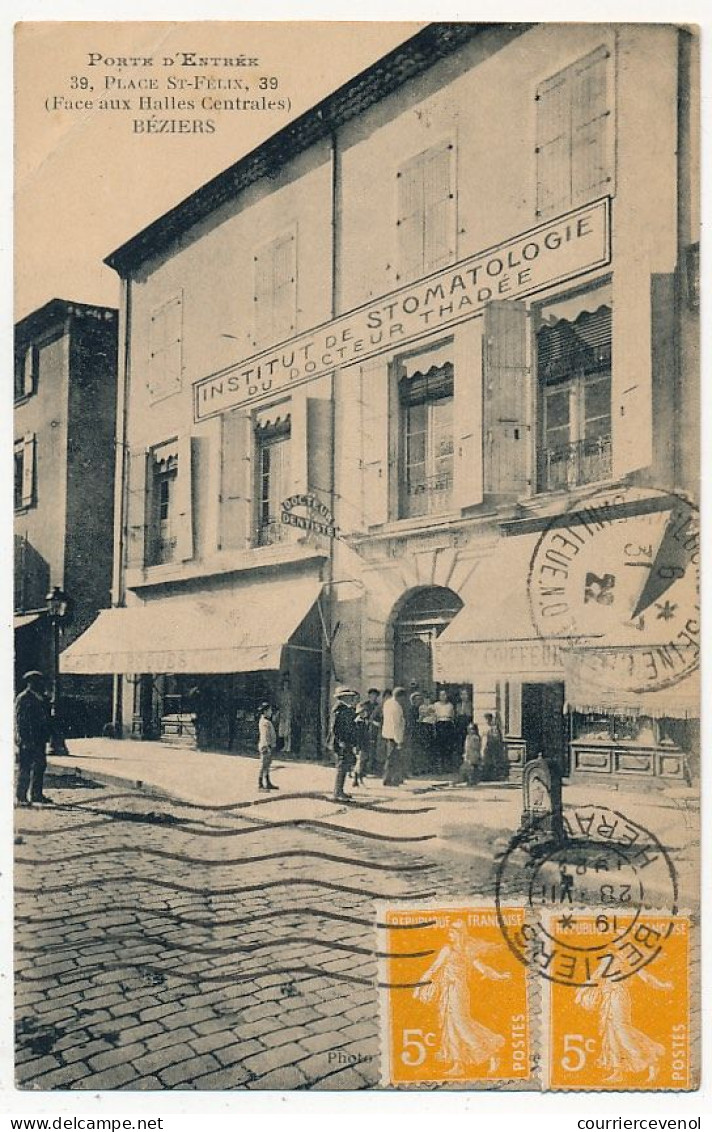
[[393, 586, 463, 692]]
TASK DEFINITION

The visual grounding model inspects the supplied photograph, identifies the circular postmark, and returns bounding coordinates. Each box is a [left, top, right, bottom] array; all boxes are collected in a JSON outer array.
[[495, 803, 678, 987], [526, 486, 699, 694]]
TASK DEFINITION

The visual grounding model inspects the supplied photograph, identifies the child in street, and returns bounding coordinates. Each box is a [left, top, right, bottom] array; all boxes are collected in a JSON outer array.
[[257, 702, 278, 791]]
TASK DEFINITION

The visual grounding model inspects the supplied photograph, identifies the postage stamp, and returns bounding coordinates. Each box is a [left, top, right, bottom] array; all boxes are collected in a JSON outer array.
[[378, 903, 531, 1086], [543, 915, 691, 1091]]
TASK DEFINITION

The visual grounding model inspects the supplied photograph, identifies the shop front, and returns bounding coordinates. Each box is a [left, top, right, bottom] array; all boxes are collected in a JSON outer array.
[[433, 521, 700, 784], [61, 571, 326, 758]]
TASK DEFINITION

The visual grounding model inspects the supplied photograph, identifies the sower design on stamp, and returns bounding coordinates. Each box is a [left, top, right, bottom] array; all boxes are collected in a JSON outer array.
[[380, 905, 530, 1086], [546, 915, 690, 1091]]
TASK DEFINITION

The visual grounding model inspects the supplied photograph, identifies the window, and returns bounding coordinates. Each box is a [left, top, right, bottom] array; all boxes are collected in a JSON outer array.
[[398, 356, 454, 519], [536, 285, 612, 492], [14, 345, 38, 401], [397, 141, 456, 283], [150, 450, 178, 564], [254, 231, 297, 348], [256, 422, 291, 546], [148, 294, 183, 401], [14, 435, 36, 511], [536, 45, 613, 219]]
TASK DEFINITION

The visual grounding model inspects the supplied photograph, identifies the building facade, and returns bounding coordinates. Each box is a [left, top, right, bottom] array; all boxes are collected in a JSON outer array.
[[14, 299, 119, 734], [63, 23, 700, 781]]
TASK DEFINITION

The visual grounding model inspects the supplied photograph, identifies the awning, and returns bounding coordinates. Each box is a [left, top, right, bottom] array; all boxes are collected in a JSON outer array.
[[14, 612, 43, 631], [433, 535, 580, 682], [563, 648, 699, 719], [60, 576, 323, 675]]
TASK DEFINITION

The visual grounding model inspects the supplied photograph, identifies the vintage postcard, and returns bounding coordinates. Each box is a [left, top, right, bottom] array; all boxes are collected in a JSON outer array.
[[12, 18, 700, 1096]]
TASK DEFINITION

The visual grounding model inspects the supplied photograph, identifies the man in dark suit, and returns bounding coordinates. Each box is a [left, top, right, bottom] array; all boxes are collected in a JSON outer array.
[[15, 671, 52, 806]]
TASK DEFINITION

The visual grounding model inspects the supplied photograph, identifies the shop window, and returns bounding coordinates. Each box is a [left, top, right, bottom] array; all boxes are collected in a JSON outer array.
[[397, 141, 457, 283], [398, 357, 454, 519], [535, 45, 613, 219], [254, 230, 297, 348], [14, 435, 36, 511], [148, 293, 183, 401], [149, 450, 178, 565], [256, 421, 291, 546], [536, 285, 612, 492]]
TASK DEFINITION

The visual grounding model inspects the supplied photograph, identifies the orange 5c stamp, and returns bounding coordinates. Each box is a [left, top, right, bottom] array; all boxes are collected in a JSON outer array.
[[545, 915, 690, 1090], [378, 904, 530, 1085]]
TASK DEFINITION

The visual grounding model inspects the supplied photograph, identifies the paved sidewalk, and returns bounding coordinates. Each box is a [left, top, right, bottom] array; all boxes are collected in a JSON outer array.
[[51, 737, 699, 882]]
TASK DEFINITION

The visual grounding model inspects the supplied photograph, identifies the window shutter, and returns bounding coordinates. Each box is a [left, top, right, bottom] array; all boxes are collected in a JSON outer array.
[[174, 434, 194, 562], [423, 143, 456, 273], [21, 433, 36, 507], [126, 448, 149, 567], [397, 158, 424, 283], [612, 262, 652, 477], [23, 347, 36, 397], [307, 396, 333, 504], [571, 46, 612, 203], [360, 357, 390, 527], [453, 319, 484, 510], [536, 69, 571, 218], [483, 301, 530, 497], [254, 232, 297, 347], [148, 295, 183, 400], [335, 370, 364, 535], [273, 232, 297, 341], [220, 409, 253, 550]]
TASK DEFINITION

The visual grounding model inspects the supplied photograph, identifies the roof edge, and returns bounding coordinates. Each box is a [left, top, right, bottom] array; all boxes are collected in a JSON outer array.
[[105, 22, 522, 276]]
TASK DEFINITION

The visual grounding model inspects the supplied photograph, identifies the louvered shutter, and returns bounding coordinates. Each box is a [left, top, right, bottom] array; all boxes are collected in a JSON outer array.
[[336, 369, 364, 535], [423, 143, 456, 273], [149, 295, 182, 400], [220, 409, 253, 550], [453, 319, 484, 510], [360, 356, 390, 526], [164, 295, 183, 396], [572, 46, 612, 204], [21, 434, 36, 508], [254, 232, 297, 347], [536, 69, 571, 218], [612, 261, 652, 476], [23, 347, 36, 397], [397, 158, 424, 284], [483, 301, 530, 497], [273, 232, 297, 341], [126, 448, 149, 567], [174, 434, 194, 562], [307, 396, 333, 503]]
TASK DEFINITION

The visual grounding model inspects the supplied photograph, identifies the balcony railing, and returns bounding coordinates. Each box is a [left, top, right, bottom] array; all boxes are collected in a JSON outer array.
[[402, 470, 454, 519], [537, 435, 612, 492], [256, 518, 291, 547]]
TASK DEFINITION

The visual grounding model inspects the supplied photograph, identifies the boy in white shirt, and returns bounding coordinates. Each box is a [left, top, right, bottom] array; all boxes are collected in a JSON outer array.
[[257, 702, 278, 791]]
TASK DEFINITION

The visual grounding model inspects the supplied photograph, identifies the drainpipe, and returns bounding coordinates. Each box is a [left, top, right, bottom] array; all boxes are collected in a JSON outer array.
[[111, 275, 131, 734], [318, 129, 340, 757]]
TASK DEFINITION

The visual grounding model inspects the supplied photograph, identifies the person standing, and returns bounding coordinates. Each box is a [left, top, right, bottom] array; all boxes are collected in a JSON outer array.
[[461, 722, 482, 785], [481, 712, 508, 781], [331, 686, 359, 802], [433, 688, 456, 775], [257, 702, 278, 791], [382, 686, 406, 787], [15, 671, 52, 806]]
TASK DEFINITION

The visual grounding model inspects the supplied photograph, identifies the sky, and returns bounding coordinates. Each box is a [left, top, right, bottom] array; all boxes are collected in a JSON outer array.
[[14, 21, 422, 320]]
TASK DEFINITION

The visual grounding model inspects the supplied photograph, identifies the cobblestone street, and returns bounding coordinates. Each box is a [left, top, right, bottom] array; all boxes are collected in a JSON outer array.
[[15, 770, 493, 1093]]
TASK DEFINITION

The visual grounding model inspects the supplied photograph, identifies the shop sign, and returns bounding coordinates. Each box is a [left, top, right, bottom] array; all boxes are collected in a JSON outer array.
[[194, 197, 611, 421], [280, 493, 339, 539]]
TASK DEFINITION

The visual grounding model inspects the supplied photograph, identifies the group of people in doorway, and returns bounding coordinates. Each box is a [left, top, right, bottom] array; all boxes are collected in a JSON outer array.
[[327, 682, 509, 802]]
